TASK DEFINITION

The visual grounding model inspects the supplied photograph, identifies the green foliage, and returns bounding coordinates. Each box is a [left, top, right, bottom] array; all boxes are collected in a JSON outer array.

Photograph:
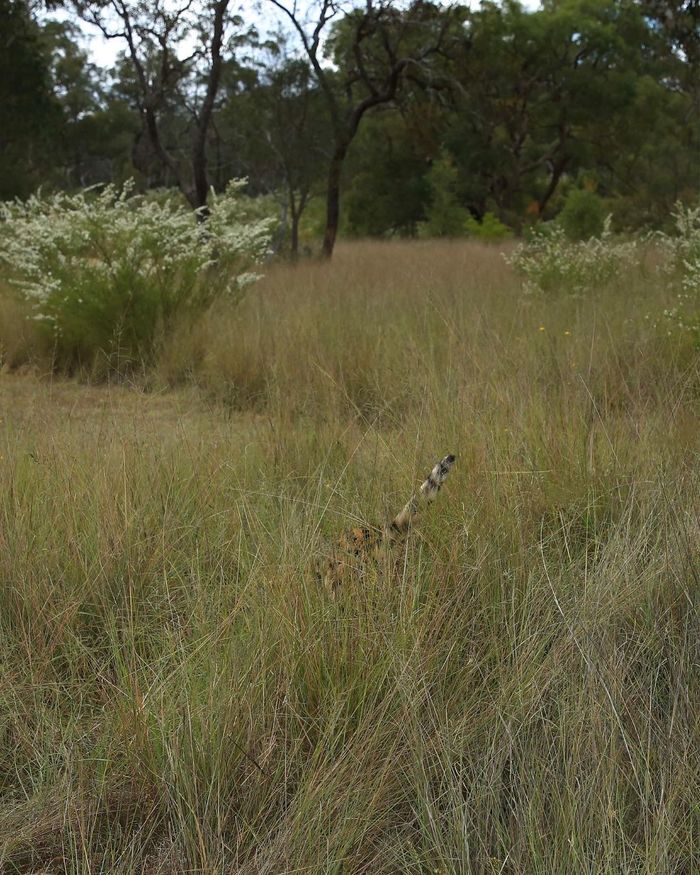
[[0, 181, 272, 371], [219, 50, 328, 254], [422, 153, 469, 238], [343, 113, 430, 238], [0, 0, 61, 198], [464, 211, 512, 242], [421, 0, 696, 233], [1, 0, 695, 247], [40, 20, 142, 189], [560, 188, 607, 240]]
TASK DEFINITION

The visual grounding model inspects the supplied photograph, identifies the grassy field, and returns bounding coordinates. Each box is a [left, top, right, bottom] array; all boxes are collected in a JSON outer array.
[[0, 240, 699, 873]]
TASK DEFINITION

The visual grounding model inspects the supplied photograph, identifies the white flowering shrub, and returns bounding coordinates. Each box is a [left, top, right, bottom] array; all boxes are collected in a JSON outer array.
[[505, 217, 637, 296], [0, 180, 272, 367], [656, 202, 700, 343]]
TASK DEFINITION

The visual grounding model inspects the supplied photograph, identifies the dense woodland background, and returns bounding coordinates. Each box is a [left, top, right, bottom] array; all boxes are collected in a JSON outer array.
[[2, 0, 699, 257]]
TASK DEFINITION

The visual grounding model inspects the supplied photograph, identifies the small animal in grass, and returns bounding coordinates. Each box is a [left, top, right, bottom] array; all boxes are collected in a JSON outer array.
[[322, 453, 456, 595]]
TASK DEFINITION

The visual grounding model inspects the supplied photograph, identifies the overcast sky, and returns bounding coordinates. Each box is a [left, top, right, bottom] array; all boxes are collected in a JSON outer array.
[[51, 0, 541, 71]]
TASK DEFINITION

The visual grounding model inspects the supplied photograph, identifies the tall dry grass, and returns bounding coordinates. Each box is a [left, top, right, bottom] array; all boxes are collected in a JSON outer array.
[[0, 240, 698, 872], [0, 283, 53, 373]]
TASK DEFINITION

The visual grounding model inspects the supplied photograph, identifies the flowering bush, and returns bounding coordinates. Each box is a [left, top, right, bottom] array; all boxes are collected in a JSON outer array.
[[506, 217, 637, 295], [655, 202, 700, 275], [0, 180, 272, 368], [655, 202, 700, 343]]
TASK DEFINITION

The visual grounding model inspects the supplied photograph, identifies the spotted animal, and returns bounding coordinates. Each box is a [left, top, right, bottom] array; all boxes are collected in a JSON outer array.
[[322, 453, 456, 594]]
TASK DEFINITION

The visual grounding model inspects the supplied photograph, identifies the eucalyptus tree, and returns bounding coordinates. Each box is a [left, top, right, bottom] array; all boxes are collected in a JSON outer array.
[[441, 0, 663, 224], [41, 19, 114, 186], [219, 42, 329, 258], [74, 0, 248, 212], [257, 53, 328, 257], [266, 0, 463, 257]]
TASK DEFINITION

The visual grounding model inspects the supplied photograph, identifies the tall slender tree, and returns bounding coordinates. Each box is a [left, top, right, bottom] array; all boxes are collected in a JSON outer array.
[[266, 0, 461, 257], [75, 0, 239, 212]]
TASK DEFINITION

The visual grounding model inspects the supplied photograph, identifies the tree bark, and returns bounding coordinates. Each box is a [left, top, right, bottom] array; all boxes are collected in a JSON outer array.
[[191, 0, 228, 213], [290, 208, 300, 260], [192, 140, 209, 213], [538, 155, 569, 215], [322, 143, 348, 259], [289, 190, 300, 260]]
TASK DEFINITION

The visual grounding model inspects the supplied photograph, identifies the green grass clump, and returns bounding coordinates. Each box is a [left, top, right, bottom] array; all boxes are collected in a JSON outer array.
[[0, 239, 698, 872]]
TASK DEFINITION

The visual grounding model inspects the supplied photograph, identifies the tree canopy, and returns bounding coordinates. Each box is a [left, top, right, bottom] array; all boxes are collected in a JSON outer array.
[[3, 0, 698, 253]]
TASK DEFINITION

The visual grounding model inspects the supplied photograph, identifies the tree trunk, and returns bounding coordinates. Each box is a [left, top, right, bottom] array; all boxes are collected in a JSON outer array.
[[269, 198, 288, 257], [290, 203, 300, 260], [190, 0, 227, 217], [538, 155, 569, 215], [322, 143, 347, 259], [192, 135, 209, 213]]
